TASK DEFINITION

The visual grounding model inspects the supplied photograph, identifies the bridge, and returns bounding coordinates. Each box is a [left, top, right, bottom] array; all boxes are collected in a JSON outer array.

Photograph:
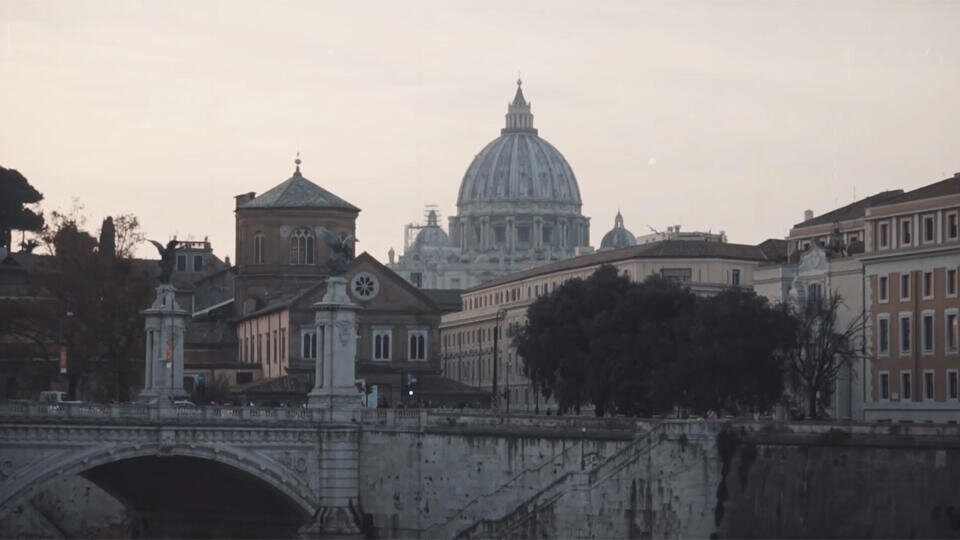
[[4, 403, 960, 538]]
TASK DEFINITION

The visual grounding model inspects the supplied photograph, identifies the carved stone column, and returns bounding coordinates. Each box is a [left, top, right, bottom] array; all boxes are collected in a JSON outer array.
[[308, 277, 361, 415], [138, 285, 189, 404]]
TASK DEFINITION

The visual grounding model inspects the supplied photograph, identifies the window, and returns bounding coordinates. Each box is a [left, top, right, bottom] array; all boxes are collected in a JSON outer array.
[[900, 314, 912, 355], [731, 269, 741, 286], [517, 226, 530, 243], [923, 272, 933, 299], [901, 218, 912, 246], [236, 372, 253, 385], [542, 227, 552, 244], [807, 283, 823, 305], [947, 212, 958, 240], [193, 254, 203, 272], [879, 275, 888, 303], [923, 215, 935, 243], [660, 268, 692, 283], [254, 232, 265, 264], [301, 329, 317, 359], [257, 334, 262, 363], [290, 228, 315, 265], [265, 332, 270, 364], [879, 222, 889, 249], [176, 254, 187, 272], [901, 370, 912, 401], [373, 328, 391, 361], [947, 269, 957, 297], [494, 226, 505, 244], [410, 272, 423, 288], [408, 330, 427, 361], [877, 316, 890, 356], [879, 371, 890, 401], [948, 370, 958, 401], [923, 371, 935, 401], [280, 329, 285, 361], [922, 312, 935, 354], [900, 273, 911, 301], [946, 310, 958, 353]]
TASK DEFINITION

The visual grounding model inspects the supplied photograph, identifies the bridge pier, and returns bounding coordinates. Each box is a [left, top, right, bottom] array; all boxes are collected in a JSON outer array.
[[300, 276, 365, 537], [138, 284, 189, 404]]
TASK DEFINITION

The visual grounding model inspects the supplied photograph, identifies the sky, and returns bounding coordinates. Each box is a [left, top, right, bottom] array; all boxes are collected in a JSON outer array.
[[2, 0, 959, 262]]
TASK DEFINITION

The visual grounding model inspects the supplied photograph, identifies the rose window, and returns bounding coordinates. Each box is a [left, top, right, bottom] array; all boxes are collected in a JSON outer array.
[[351, 272, 379, 300]]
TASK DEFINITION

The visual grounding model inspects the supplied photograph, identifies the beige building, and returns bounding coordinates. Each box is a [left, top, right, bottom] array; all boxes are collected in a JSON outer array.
[[754, 190, 904, 420], [440, 239, 785, 411]]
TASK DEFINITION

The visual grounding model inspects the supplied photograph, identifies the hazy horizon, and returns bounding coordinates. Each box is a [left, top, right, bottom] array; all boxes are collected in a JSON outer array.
[[2, 1, 959, 263]]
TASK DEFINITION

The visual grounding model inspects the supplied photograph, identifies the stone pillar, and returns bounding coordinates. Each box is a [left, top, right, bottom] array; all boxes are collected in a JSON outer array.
[[308, 277, 361, 415], [138, 285, 189, 404]]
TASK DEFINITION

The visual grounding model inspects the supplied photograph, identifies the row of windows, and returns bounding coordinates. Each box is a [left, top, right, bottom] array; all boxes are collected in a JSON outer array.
[[300, 327, 428, 362], [175, 253, 204, 273], [876, 309, 959, 356], [240, 329, 287, 366], [462, 267, 743, 311], [878, 369, 960, 401], [250, 228, 350, 265], [876, 211, 959, 250], [444, 351, 521, 385], [878, 269, 958, 302]]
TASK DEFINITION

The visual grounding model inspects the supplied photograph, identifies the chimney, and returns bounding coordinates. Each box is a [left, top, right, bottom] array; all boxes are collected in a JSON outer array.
[[804, 209, 814, 222], [235, 192, 256, 209]]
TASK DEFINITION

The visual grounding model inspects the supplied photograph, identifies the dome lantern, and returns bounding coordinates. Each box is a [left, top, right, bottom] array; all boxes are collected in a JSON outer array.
[[503, 78, 536, 134]]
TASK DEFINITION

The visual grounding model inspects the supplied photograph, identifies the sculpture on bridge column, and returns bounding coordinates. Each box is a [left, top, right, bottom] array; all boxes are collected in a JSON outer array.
[[308, 276, 361, 413], [137, 284, 190, 403]]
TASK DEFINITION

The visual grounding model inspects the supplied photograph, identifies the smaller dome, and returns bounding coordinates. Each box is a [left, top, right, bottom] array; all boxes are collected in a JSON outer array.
[[413, 210, 452, 248], [600, 211, 637, 251]]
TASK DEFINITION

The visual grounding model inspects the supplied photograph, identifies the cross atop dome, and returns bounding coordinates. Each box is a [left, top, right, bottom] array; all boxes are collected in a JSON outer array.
[[294, 152, 302, 176], [504, 78, 536, 134]]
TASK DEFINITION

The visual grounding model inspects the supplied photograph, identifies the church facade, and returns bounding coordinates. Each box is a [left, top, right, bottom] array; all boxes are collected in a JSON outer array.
[[389, 81, 592, 290]]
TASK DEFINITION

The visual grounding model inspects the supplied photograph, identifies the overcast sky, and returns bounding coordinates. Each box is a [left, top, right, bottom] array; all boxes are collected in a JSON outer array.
[[2, 1, 959, 262]]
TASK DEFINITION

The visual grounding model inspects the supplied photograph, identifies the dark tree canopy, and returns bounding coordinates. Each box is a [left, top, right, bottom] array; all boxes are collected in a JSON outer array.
[[0, 166, 44, 251], [515, 265, 795, 417]]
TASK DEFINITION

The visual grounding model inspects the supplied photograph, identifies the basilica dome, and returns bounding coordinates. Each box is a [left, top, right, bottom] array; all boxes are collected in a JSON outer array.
[[456, 81, 581, 209], [413, 210, 452, 247], [600, 211, 637, 251]]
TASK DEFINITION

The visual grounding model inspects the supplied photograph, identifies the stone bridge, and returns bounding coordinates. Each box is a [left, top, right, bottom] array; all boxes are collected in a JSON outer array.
[[3, 404, 960, 539]]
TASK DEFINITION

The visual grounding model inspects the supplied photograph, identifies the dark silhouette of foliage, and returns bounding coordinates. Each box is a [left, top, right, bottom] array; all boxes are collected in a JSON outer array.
[[515, 265, 795, 417], [0, 165, 44, 252], [33, 211, 153, 401]]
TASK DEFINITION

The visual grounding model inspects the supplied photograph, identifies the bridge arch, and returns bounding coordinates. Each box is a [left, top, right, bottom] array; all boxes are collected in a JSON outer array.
[[1, 441, 318, 536]]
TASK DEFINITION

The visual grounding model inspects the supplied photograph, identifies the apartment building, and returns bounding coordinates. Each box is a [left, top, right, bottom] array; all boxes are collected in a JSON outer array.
[[861, 174, 960, 422], [439, 239, 785, 411]]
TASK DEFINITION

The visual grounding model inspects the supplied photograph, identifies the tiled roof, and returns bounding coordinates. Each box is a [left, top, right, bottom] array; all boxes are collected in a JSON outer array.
[[466, 239, 775, 292], [239, 171, 359, 211], [420, 289, 463, 313], [793, 190, 904, 229], [880, 173, 960, 206]]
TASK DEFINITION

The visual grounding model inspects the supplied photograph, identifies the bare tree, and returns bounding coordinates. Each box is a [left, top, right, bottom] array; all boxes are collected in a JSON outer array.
[[112, 214, 144, 258], [784, 292, 865, 420]]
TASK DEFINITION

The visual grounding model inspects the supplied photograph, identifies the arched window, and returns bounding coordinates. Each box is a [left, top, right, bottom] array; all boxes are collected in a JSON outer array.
[[253, 232, 265, 264], [290, 228, 315, 265], [408, 330, 426, 361]]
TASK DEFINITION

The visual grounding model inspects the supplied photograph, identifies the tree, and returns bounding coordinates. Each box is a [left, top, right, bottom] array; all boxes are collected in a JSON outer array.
[[680, 288, 793, 416], [0, 166, 44, 252], [32, 210, 153, 401], [783, 292, 864, 420], [515, 265, 794, 418], [112, 214, 144, 258]]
